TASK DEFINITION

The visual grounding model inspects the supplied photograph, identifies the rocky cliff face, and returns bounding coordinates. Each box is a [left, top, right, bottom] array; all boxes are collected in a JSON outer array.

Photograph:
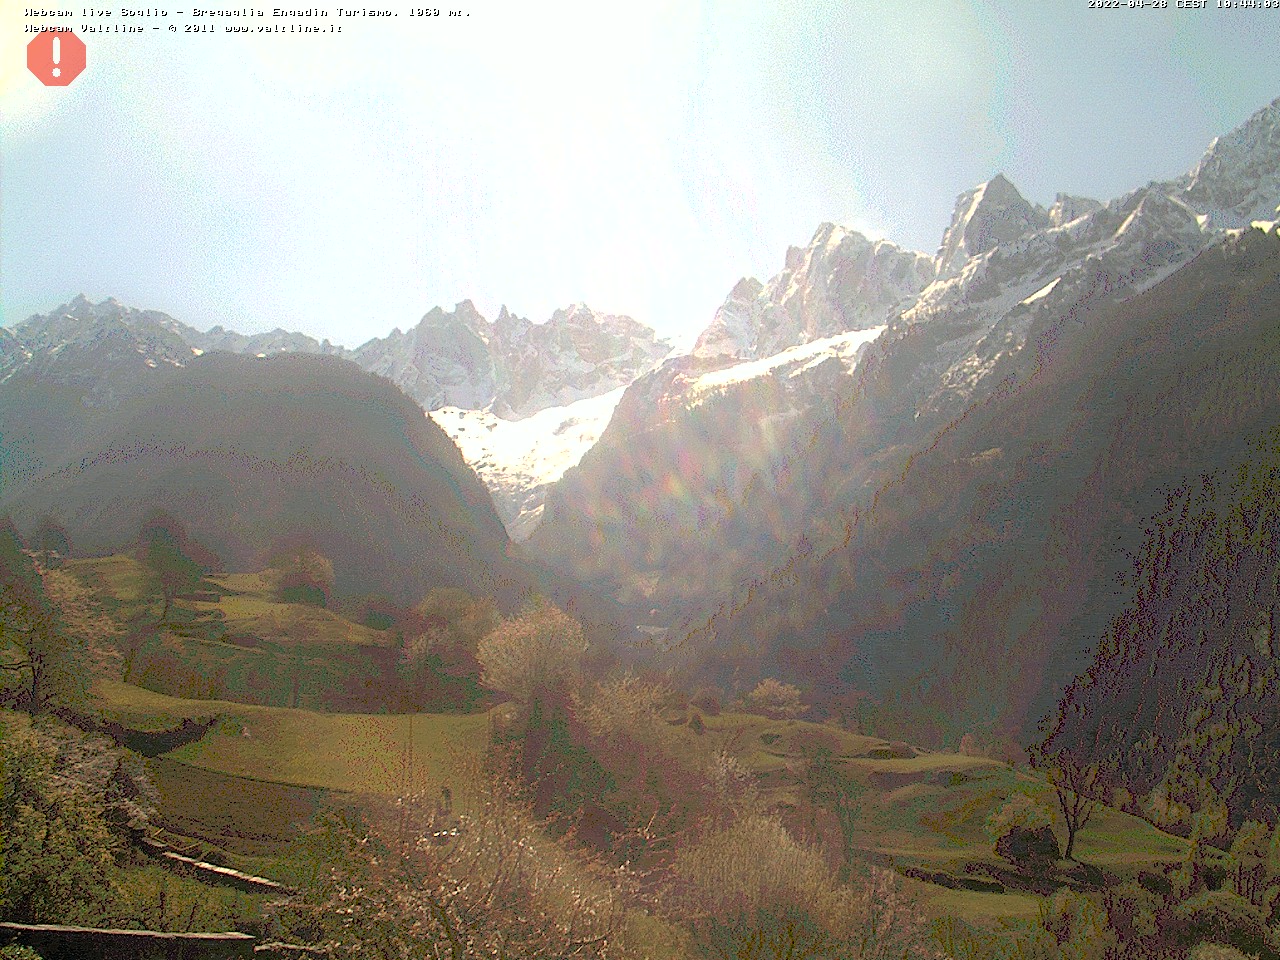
[[348, 301, 670, 417], [352, 300, 498, 412], [933, 173, 1050, 278], [1177, 95, 1280, 228], [692, 225, 933, 361]]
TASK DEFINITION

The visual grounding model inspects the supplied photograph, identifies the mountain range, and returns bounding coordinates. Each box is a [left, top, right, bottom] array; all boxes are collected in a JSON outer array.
[[5, 96, 1280, 767], [2, 294, 671, 540], [530, 94, 1280, 744]]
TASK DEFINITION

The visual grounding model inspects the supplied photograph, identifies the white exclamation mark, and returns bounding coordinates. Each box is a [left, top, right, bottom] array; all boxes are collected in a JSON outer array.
[[52, 36, 61, 78]]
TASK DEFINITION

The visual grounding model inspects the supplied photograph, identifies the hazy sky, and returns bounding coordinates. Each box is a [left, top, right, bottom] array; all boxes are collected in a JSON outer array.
[[2, 0, 1278, 346]]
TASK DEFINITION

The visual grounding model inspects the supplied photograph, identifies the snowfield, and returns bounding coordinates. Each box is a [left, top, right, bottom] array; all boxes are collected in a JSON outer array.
[[430, 386, 629, 540]]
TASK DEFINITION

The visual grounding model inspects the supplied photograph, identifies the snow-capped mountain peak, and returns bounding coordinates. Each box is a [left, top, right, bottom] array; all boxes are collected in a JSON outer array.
[[934, 174, 1050, 278], [691, 222, 933, 362], [1179, 95, 1280, 229], [10, 293, 669, 540]]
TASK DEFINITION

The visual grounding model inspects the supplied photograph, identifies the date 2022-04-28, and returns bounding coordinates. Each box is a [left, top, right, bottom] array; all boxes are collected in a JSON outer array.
[[1089, 0, 1280, 7]]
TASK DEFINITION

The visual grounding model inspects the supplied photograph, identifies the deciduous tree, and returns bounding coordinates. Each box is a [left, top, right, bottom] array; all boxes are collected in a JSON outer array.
[[135, 512, 211, 626], [1031, 742, 1111, 860], [0, 720, 117, 922], [33, 517, 71, 566], [266, 539, 335, 607], [745, 677, 807, 720], [475, 599, 586, 709], [0, 520, 92, 713]]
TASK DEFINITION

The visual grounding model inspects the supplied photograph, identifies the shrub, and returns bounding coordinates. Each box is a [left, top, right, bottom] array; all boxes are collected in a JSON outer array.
[[744, 678, 806, 720], [85, 864, 264, 935], [1187, 944, 1257, 960], [689, 687, 722, 716], [668, 816, 833, 926], [269, 758, 631, 959], [0, 719, 117, 923], [1103, 880, 1162, 944], [986, 792, 1055, 845], [705, 751, 760, 819], [995, 825, 1060, 871], [266, 544, 334, 608], [667, 815, 934, 959], [1040, 888, 1117, 959], [1169, 889, 1271, 955], [576, 674, 670, 740]]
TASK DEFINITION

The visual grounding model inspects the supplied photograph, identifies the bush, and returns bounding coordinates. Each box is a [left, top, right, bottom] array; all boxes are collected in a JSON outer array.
[[1168, 889, 1273, 956], [669, 815, 832, 921], [269, 759, 631, 959], [689, 688, 722, 716], [577, 674, 671, 740], [1040, 888, 1117, 959], [667, 815, 935, 959], [0, 719, 116, 923], [1187, 944, 1257, 960], [266, 544, 334, 608], [987, 792, 1053, 835], [995, 825, 1060, 871], [744, 678, 806, 720], [1103, 880, 1162, 944], [84, 864, 264, 935]]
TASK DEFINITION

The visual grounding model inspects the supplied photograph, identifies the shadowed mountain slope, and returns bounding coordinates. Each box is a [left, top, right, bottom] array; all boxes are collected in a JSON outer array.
[[675, 224, 1280, 744], [1, 350, 523, 607]]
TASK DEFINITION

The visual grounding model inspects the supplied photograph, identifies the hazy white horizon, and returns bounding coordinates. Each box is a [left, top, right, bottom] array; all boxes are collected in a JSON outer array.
[[3, 0, 1279, 347]]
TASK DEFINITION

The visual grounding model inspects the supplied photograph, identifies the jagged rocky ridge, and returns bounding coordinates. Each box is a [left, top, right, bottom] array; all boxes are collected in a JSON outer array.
[[4, 295, 671, 539], [691, 225, 934, 361]]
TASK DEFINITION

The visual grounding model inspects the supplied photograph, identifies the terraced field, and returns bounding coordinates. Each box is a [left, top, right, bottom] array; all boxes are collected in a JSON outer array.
[[91, 679, 1189, 928]]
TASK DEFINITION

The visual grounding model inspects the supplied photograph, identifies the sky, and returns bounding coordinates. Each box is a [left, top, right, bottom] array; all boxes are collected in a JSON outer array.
[[2, 0, 1279, 348]]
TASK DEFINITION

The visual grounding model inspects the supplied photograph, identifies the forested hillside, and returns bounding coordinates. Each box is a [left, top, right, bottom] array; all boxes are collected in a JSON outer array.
[[1047, 424, 1280, 836]]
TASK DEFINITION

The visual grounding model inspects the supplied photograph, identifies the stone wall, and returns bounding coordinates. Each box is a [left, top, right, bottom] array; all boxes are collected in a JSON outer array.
[[0, 922, 255, 960]]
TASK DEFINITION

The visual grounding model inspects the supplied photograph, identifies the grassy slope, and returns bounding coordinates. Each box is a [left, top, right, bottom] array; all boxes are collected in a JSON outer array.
[[94, 679, 488, 797], [70, 556, 410, 709], [92, 679, 489, 861], [71, 557, 388, 647], [89, 688, 1187, 929], [650, 712, 1187, 927]]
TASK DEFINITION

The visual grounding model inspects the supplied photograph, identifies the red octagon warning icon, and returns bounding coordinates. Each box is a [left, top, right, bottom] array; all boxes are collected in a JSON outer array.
[[27, 31, 86, 87]]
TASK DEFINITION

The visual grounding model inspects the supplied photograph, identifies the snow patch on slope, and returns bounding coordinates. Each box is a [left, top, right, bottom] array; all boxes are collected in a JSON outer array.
[[430, 386, 629, 540], [685, 326, 886, 406], [1021, 277, 1060, 305]]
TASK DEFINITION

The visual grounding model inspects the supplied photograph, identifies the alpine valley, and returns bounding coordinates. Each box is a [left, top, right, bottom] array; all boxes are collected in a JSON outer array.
[[8, 96, 1280, 732], [6, 93, 1280, 960]]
